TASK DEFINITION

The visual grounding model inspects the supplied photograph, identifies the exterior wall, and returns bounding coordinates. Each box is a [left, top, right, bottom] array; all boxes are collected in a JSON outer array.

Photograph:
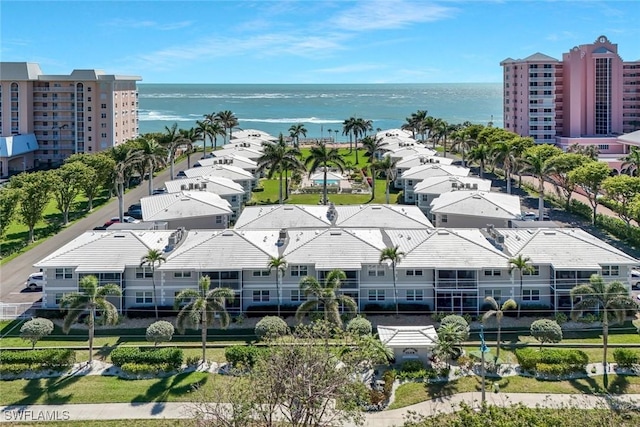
[[433, 213, 512, 228], [391, 346, 433, 365], [165, 214, 230, 230]]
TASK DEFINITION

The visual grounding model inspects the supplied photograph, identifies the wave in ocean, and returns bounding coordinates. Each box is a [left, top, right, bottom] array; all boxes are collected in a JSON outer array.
[[242, 117, 343, 124], [138, 110, 194, 122], [139, 93, 351, 100]]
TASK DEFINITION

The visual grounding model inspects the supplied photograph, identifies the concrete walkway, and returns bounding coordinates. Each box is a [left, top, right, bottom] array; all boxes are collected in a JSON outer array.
[[2, 392, 640, 424]]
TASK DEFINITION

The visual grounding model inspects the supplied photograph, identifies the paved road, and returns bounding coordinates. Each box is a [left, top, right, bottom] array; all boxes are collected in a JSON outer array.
[[0, 158, 187, 306], [1, 392, 639, 424]]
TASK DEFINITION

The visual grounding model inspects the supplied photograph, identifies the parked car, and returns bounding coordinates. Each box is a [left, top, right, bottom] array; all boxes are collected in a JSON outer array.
[[631, 269, 640, 290], [26, 272, 45, 291], [111, 216, 140, 224], [126, 203, 143, 219], [152, 188, 167, 195]]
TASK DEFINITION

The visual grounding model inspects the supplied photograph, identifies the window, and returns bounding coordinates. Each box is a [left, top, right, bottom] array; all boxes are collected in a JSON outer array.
[[253, 290, 270, 302], [135, 267, 153, 279], [601, 265, 619, 276], [290, 265, 308, 277], [88, 117, 91, 122], [598, 144, 609, 150], [406, 269, 423, 276], [231, 196, 238, 203], [407, 180, 413, 186], [55, 293, 65, 305], [252, 270, 271, 277], [484, 269, 501, 276], [88, 126, 92, 131], [368, 289, 385, 301], [368, 264, 385, 277], [55, 268, 73, 279], [422, 194, 428, 202], [406, 289, 423, 301], [135, 291, 153, 304], [523, 265, 540, 276], [522, 289, 540, 301], [440, 214, 448, 223], [101, 103, 107, 108], [291, 289, 307, 302], [101, 113, 107, 119], [87, 107, 92, 112], [173, 271, 192, 278], [484, 289, 502, 301], [87, 97, 91, 102], [215, 216, 222, 224], [101, 133, 107, 138]]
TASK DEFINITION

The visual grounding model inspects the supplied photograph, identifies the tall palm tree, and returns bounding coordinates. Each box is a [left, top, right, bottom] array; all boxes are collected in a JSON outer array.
[[179, 127, 202, 169], [137, 135, 167, 195], [421, 116, 437, 145], [508, 255, 534, 319], [60, 275, 121, 365], [140, 249, 166, 320], [295, 270, 358, 329], [491, 140, 517, 194], [288, 123, 307, 148], [571, 275, 638, 370], [375, 155, 399, 204], [110, 144, 143, 221], [305, 141, 347, 205], [379, 246, 405, 316], [175, 276, 234, 364], [215, 110, 239, 143], [342, 117, 357, 153], [451, 130, 476, 168], [361, 136, 389, 201], [208, 120, 226, 152], [482, 296, 517, 360], [195, 119, 211, 156], [521, 145, 560, 221], [468, 143, 491, 179], [411, 110, 429, 141], [257, 134, 305, 204], [353, 118, 373, 165], [267, 256, 288, 317], [161, 122, 183, 179], [621, 147, 640, 176]]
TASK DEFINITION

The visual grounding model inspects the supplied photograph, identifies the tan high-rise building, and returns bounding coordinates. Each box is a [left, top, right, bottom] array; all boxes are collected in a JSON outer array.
[[0, 62, 141, 177]]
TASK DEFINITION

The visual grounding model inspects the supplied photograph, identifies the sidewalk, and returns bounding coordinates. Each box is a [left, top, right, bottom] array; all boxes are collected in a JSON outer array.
[[2, 392, 640, 424]]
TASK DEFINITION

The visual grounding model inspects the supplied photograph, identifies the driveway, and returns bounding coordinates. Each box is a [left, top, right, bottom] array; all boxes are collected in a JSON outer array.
[[0, 157, 188, 307]]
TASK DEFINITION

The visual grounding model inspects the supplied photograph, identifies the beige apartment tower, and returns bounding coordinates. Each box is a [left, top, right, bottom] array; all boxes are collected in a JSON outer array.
[[0, 62, 141, 177]]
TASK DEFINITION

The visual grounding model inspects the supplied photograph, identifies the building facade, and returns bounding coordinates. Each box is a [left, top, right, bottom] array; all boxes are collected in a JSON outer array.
[[0, 62, 141, 176], [501, 36, 640, 167]]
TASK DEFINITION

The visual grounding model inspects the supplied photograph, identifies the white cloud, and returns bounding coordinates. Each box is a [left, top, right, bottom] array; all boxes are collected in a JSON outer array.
[[105, 18, 193, 31], [332, 0, 456, 31]]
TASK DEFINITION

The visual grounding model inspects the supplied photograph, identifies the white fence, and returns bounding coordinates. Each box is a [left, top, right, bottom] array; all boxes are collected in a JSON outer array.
[[0, 303, 36, 320]]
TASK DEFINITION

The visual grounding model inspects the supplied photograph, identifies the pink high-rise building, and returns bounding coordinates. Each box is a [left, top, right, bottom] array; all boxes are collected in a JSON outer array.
[[0, 62, 141, 177], [501, 36, 640, 171]]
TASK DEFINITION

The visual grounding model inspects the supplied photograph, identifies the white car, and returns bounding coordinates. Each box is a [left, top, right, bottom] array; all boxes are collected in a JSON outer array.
[[631, 269, 640, 290], [26, 272, 45, 291], [110, 216, 140, 224]]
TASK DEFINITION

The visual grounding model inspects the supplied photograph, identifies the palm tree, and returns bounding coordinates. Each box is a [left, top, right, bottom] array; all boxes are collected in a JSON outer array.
[[521, 145, 560, 221], [410, 110, 429, 141], [110, 144, 143, 221], [379, 246, 405, 316], [137, 135, 167, 195], [482, 297, 517, 360], [491, 140, 517, 194], [621, 147, 640, 176], [140, 249, 166, 320], [257, 134, 304, 204], [208, 120, 226, 152], [267, 256, 288, 317], [342, 117, 357, 153], [215, 110, 239, 143], [451, 130, 476, 168], [295, 270, 358, 329], [571, 275, 638, 370], [60, 275, 121, 365], [361, 136, 389, 201], [421, 116, 437, 145], [508, 255, 534, 319], [435, 322, 467, 368], [353, 118, 373, 165], [174, 276, 234, 364], [161, 122, 183, 179], [195, 119, 211, 156], [375, 155, 399, 204], [305, 141, 347, 205], [468, 143, 491, 179], [288, 123, 307, 148], [179, 127, 202, 169]]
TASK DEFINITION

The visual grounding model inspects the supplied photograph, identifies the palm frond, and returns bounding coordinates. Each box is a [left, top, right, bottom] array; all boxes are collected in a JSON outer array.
[[295, 300, 320, 322], [96, 283, 122, 297]]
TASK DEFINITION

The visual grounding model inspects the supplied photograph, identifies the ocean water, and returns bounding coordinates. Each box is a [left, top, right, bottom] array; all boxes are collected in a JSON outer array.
[[137, 83, 503, 140]]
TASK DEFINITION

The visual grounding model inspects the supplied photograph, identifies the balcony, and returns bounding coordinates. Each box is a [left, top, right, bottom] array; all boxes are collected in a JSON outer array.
[[436, 279, 478, 290]]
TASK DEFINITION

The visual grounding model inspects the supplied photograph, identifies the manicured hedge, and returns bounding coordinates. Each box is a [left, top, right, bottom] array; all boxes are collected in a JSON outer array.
[[613, 348, 640, 368], [0, 349, 76, 367], [224, 345, 267, 369], [120, 362, 174, 375], [110, 347, 183, 369], [515, 347, 588, 375]]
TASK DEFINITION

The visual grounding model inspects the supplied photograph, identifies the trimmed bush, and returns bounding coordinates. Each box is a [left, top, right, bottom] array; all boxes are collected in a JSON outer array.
[[440, 315, 470, 341], [120, 362, 173, 375], [530, 319, 563, 347], [224, 345, 265, 369], [20, 318, 54, 349], [346, 316, 372, 336], [613, 348, 640, 368], [0, 349, 76, 368], [401, 360, 425, 373], [146, 321, 175, 346], [33, 308, 65, 320], [110, 347, 183, 370], [515, 348, 588, 375], [254, 316, 290, 340]]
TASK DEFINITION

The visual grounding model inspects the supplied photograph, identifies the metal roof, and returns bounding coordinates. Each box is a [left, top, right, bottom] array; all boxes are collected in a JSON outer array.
[[164, 176, 244, 196], [414, 176, 492, 195], [396, 155, 453, 168], [378, 325, 438, 348], [402, 164, 470, 180], [141, 191, 232, 222], [429, 191, 522, 218], [183, 164, 255, 181]]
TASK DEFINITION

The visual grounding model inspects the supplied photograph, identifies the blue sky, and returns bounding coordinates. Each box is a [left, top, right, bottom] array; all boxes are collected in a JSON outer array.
[[2, 0, 639, 84]]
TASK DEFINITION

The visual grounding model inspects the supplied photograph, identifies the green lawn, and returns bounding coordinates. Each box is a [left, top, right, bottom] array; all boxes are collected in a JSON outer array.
[[0, 372, 231, 405], [389, 374, 640, 409]]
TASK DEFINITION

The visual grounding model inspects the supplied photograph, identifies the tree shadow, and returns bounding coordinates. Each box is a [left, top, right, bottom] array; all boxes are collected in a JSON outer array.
[[566, 376, 605, 394], [5, 372, 85, 407], [425, 379, 459, 400], [130, 372, 208, 406]]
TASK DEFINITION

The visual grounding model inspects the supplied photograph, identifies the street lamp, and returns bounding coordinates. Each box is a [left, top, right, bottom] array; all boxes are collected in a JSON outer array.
[[334, 129, 339, 144], [479, 324, 489, 405]]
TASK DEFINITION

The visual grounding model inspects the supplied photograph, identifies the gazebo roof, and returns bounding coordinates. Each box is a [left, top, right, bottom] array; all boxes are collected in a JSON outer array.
[[377, 325, 438, 348]]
